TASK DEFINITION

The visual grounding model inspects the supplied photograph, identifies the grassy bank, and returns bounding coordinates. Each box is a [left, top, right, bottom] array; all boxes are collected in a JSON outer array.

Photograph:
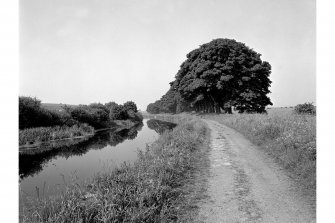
[[19, 124, 94, 146], [20, 117, 209, 222], [203, 110, 316, 190]]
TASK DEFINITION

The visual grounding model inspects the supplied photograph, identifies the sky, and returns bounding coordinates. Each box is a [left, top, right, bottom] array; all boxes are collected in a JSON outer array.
[[19, 0, 316, 110]]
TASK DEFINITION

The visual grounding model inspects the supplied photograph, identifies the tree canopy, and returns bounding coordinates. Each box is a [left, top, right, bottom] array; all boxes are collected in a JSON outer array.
[[147, 38, 272, 114], [19, 96, 142, 130]]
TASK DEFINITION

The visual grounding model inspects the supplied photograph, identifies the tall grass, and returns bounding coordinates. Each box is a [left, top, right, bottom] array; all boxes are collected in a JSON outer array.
[[203, 111, 316, 190], [19, 124, 94, 146], [20, 118, 208, 222]]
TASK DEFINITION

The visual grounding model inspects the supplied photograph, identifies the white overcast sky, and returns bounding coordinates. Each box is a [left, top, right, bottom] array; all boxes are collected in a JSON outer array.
[[19, 0, 315, 110]]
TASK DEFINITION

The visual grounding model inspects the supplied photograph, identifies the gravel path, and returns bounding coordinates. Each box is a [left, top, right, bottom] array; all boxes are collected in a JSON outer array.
[[197, 119, 315, 223]]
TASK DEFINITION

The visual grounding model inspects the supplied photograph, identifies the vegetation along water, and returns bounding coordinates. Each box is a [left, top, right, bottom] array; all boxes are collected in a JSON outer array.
[[20, 116, 209, 222], [19, 38, 316, 222]]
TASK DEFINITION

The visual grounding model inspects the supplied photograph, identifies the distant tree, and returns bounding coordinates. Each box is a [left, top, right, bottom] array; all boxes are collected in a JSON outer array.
[[105, 101, 118, 110], [146, 102, 160, 114], [109, 105, 127, 120], [171, 38, 272, 113], [89, 103, 109, 114], [70, 105, 109, 128], [294, 102, 316, 115], [123, 101, 138, 113]]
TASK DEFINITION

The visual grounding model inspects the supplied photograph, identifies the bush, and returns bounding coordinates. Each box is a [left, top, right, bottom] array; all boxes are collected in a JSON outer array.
[[123, 101, 138, 113], [109, 103, 141, 121], [126, 109, 143, 122], [19, 96, 63, 129], [294, 103, 316, 115], [109, 105, 127, 120], [70, 106, 109, 129], [19, 96, 142, 130]]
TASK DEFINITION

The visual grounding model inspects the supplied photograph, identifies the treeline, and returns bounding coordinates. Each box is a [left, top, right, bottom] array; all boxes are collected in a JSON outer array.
[[146, 88, 191, 114], [19, 96, 142, 145], [19, 96, 142, 130], [147, 38, 273, 114]]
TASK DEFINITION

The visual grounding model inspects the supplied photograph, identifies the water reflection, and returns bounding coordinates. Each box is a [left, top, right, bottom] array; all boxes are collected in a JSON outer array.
[[146, 119, 177, 134], [19, 123, 143, 181]]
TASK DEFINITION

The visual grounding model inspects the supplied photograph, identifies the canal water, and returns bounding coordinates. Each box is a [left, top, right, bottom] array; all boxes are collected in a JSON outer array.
[[19, 119, 176, 199]]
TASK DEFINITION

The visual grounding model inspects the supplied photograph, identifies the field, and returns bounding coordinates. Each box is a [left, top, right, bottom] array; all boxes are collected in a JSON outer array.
[[202, 108, 316, 191]]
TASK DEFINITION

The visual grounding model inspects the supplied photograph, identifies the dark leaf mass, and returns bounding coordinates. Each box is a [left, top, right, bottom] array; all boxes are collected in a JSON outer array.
[[147, 38, 272, 114]]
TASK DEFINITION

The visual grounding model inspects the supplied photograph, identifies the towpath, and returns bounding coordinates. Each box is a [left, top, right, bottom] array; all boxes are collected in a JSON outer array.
[[197, 119, 315, 223]]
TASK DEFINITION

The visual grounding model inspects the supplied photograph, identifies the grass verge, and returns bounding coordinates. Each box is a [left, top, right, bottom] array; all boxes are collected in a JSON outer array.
[[20, 117, 209, 222], [19, 124, 94, 146], [202, 112, 316, 191]]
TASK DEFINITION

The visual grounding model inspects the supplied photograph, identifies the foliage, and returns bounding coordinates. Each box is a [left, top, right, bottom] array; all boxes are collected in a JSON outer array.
[[20, 119, 208, 223], [294, 102, 316, 115], [146, 102, 161, 114], [20, 96, 142, 132], [204, 110, 316, 190], [109, 104, 127, 120], [109, 102, 141, 121], [70, 105, 109, 129], [19, 124, 94, 146], [89, 102, 110, 114], [147, 38, 272, 114], [126, 109, 143, 122], [104, 101, 118, 111], [123, 101, 138, 113], [19, 97, 64, 129], [146, 88, 191, 114]]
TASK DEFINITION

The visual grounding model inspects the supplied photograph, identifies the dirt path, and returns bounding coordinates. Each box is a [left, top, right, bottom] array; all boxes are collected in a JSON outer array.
[[197, 119, 315, 223]]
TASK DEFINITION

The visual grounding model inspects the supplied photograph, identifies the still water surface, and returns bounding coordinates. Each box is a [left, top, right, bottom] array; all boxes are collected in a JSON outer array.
[[19, 119, 176, 198]]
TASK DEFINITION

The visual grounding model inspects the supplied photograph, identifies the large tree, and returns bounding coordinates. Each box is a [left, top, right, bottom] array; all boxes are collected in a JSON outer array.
[[172, 38, 272, 113]]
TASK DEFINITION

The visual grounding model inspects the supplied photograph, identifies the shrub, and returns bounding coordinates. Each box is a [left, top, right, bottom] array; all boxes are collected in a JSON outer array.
[[70, 106, 109, 129], [294, 102, 316, 115], [109, 102, 141, 121], [123, 101, 138, 113], [126, 109, 143, 122], [109, 105, 127, 120], [20, 96, 142, 130], [19, 96, 64, 129]]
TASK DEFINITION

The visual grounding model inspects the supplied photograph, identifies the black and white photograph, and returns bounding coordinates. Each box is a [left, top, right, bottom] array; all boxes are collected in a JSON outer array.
[[2, 0, 330, 222]]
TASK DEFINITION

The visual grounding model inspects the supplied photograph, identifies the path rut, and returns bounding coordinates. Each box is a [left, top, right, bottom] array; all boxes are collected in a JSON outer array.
[[197, 119, 315, 223]]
